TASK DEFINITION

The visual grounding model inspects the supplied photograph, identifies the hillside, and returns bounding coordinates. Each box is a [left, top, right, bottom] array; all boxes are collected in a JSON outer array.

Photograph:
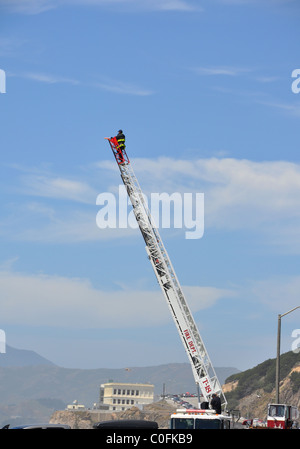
[[223, 351, 300, 420]]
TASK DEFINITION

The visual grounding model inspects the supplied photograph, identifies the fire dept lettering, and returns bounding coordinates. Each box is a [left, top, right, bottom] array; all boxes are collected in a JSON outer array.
[[183, 329, 196, 353]]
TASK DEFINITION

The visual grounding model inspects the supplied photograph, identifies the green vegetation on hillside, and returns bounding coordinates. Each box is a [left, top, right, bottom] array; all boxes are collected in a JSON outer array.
[[224, 351, 300, 408]]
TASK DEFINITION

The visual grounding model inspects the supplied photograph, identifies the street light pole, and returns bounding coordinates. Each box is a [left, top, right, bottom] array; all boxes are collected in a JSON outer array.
[[275, 306, 300, 404], [275, 314, 282, 404]]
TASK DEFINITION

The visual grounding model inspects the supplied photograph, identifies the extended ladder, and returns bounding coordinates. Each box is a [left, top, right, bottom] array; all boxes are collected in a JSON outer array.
[[105, 137, 227, 410]]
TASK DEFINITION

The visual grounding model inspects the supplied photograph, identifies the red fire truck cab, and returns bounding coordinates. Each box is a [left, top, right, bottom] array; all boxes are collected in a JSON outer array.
[[267, 403, 299, 429]]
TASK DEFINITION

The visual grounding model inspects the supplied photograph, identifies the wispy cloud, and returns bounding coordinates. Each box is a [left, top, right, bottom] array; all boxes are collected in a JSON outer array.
[[192, 65, 252, 76], [16, 71, 154, 96], [94, 79, 154, 96], [4, 157, 300, 249], [0, 269, 232, 328], [256, 100, 300, 117], [154, 0, 202, 11], [10, 164, 97, 203], [1, 264, 298, 336], [250, 275, 300, 313], [102, 156, 300, 251], [72, 0, 202, 11], [0, 37, 28, 56], [191, 65, 300, 118], [20, 174, 97, 203], [216, 0, 298, 5], [0, 0, 56, 14], [255, 76, 280, 83], [23, 72, 80, 85], [0, 0, 201, 14]]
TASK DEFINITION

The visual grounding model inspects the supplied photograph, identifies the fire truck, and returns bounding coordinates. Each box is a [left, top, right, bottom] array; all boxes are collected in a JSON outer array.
[[267, 403, 299, 429], [170, 408, 231, 429], [105, 136, 227, 412]]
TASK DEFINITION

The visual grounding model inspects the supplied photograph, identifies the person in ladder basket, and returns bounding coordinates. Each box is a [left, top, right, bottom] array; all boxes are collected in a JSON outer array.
[[116, 130, 126, 151], [114, 129, 125, 164], [211, 394, 222, 414]]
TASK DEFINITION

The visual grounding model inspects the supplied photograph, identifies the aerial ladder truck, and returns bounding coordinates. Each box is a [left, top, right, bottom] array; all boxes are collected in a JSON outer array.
[[105, 136, 227, 412]]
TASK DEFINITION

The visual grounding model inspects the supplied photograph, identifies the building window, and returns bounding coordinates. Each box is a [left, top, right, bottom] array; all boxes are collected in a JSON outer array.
[[113, 389, 117, 395], [136, 390, 139, 395]]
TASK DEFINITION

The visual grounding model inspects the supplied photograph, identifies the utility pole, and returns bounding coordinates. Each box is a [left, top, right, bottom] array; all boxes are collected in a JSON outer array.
[[275, 306, 300, 403]]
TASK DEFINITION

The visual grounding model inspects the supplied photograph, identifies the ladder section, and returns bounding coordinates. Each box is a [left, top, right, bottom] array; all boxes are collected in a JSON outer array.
[[105, 137, 227, 410]]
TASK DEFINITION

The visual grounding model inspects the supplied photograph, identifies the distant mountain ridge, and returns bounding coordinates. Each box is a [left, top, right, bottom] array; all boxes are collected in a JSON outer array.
[[0, 345, 240, 426], [0, 345, 56, 367], [0, 345, 239, 401], [0, 345, 238, 387]]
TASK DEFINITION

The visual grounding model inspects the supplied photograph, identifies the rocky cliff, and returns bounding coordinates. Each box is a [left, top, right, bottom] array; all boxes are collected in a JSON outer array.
[[50, 400, 178, 429], [223, 364, 300, 421]]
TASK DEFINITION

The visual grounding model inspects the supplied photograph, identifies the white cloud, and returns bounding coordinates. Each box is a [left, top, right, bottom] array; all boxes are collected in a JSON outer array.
[[17, 209, 136, 243], [0, 0, 200, 14], [214, 0, 294, 5], [126, 157, 300, 229], [23, 72, 79, 85], [18, 71, 153, 96], [0, 270, 232, 328], [250, 276, 300, 315], [256, 100, 300, 118], [0, 257, 19, 271], [0, 37, 27, 56], [20, 174, 96, 203], [94, 79, 154, 96], [107, 157, 300, 252], [255, 76, 280, 83], [4, 157, 300, 248], [0, 0, 56, 14], [68, 0, 201, 10], [192, 66, 251, 76], [155, 0, 201, 11], [197, 158, 300, 229]]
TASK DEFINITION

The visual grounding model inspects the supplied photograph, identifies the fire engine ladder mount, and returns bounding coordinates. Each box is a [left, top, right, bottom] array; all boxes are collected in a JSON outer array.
[[105, 137, 227, 411]]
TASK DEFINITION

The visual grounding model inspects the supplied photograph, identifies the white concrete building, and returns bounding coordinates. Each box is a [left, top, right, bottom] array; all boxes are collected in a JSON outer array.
[[99, 382, 154, 411]]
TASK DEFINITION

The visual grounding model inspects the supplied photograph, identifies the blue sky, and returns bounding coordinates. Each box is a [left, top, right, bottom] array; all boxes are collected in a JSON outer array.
[[0, 0, 300, 375]]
